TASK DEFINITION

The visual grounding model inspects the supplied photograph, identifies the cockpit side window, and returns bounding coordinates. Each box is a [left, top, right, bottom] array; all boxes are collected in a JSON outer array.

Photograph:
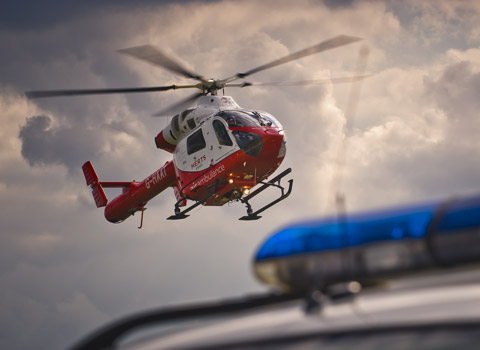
[[232, 131, 263, 157], [187, 128, 206, 155], [213, 120, 233, 146]]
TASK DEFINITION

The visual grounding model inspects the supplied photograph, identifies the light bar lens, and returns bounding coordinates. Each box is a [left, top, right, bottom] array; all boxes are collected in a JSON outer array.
[[254, 195, 480, 292]]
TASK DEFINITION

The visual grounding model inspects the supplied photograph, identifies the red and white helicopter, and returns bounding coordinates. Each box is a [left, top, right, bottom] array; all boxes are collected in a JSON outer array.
[[26, 35, 363, 227]]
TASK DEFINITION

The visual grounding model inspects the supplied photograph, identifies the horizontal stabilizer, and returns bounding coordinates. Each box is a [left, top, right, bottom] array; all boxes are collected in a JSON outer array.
[[100, 182, 132, 188], [82, 161, 108, 208]]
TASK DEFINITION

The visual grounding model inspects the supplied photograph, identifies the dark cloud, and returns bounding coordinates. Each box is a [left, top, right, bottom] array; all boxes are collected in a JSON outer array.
[[3, 1, 480, 350], [0, 0, 210, 30], [323, 0, 355, 9], [19, 115, 103, 170]]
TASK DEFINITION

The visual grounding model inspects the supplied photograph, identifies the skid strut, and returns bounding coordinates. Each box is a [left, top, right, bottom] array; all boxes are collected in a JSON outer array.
[[239, 168, 293, 221], [167, 180, 221, 220]]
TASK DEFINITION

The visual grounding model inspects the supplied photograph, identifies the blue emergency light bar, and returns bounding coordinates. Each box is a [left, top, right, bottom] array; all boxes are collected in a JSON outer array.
[[254, 194, 480, 292]]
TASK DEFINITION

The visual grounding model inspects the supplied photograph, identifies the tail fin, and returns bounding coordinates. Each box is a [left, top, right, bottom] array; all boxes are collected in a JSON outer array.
[[82, 161, 108, 208]]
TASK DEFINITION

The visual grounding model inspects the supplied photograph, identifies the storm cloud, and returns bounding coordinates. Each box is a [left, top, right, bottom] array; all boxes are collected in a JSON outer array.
[[19, 115, 98, 169], [2, 1, 480, 349]]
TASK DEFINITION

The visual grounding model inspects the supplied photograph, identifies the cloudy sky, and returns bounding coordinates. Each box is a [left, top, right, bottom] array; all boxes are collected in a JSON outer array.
[[2, 0, 480, 349]]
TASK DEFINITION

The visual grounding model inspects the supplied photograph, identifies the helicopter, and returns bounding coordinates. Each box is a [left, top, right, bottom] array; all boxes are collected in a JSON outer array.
[[26, 35, 364, 227]]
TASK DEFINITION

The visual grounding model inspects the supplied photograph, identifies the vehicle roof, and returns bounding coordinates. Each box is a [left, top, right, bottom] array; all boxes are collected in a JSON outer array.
[[118, 266, 480, 350]]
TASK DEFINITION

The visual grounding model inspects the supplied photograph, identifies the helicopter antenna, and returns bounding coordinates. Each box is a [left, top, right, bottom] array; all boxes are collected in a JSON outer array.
[[331, 45, 369, 227], [326, 44, 369, 283]]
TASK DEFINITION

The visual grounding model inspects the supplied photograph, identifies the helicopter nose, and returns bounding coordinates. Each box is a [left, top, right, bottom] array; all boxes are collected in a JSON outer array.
[[260, 129, 286, 160]]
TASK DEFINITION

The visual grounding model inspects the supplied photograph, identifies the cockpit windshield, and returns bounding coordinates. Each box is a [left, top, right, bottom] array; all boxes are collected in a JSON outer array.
[[216, 110, 261, 127], [216, 110, 282, 128], [258, 111, 282, 128]]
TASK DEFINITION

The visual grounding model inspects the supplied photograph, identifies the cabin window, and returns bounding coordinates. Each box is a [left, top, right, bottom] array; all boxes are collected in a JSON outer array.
[[213, 120, 233, 146], [187, 128, 206, 155]]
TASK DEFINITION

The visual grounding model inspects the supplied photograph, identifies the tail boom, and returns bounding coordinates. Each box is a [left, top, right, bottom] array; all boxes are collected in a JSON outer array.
[[104, 161, 176, 223], [82, 161, 177, 223]]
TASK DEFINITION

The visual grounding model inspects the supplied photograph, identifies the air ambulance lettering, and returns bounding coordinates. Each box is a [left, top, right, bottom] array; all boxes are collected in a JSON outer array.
[[190, 164, 225, 191], [145, 165, 168, 189]]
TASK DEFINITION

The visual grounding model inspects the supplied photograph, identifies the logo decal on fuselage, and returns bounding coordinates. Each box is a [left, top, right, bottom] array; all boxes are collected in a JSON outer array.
[[191, 155, 207, 170]]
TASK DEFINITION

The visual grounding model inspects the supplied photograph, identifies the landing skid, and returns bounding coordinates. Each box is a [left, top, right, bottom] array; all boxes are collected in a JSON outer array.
[[167, 180, 221, 220], [239, 168, 293, 221], [167, 168, 293, 221]]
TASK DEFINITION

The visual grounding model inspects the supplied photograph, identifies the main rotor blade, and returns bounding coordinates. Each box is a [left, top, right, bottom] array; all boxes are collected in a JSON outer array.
[[118, 45, 206, 82], [220, 35, 362, 85], [25, 84, 202, 99], [152, 92, 204, 117], [225, 75, 372, 88]]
